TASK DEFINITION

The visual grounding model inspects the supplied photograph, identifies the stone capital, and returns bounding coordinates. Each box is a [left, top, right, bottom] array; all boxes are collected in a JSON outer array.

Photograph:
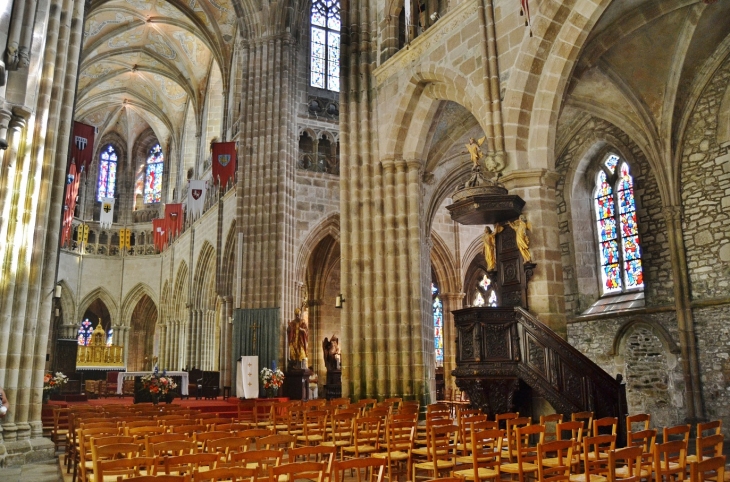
[[662, 205, 682, 223], [501, 168, 560, 190], [380, 159, 396, 173]]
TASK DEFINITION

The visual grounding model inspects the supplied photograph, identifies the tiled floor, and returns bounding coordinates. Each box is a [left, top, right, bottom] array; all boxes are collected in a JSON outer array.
[[0, 459, 63, 482]]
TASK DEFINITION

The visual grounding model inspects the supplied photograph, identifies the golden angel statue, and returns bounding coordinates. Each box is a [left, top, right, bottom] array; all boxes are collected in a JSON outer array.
[[507, 215, 532, 263], [463, 136, 487, 168], [483, 224, 503, 271]]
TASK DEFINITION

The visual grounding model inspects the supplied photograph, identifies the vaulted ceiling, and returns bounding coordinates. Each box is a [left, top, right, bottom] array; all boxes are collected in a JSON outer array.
[[76, 0, 241, 150], [559, 0, 730, 161]]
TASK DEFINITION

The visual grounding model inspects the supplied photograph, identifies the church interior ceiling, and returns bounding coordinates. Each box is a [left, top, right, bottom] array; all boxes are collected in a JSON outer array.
[[77, 0, 239, 149], [558, 0, 730, 159]]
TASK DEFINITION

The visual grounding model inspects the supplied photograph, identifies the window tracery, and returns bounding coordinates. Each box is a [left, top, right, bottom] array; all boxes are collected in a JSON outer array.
[[594, 154, 644, 294], [311, 0, 340, 92], [97, 144, 118, 202], [144, 143, 163, 204]]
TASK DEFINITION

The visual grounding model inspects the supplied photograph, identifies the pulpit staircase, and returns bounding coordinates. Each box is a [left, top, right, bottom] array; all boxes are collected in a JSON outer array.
[[453, 306, 628, 443]]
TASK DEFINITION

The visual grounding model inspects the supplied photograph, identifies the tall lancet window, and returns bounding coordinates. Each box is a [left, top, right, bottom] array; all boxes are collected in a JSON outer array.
[[432, 283, 444, 368], [594, 154, 644, 294], [144, 143, 164, 204], [97, 144, 118, 202], [311, 0, 341, 92]]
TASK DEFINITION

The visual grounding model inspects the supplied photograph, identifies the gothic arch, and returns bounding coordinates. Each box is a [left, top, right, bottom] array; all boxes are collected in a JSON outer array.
[[77, 287, 119, 327], [172, 261, 189, 322], [503, 0, 610, 170], [57, 281, 77, 328], [429, 231, 459, 295], [221, 221, 237, 298], [121, 283, 159, 328], [610, 318, 680, 357], [295, 213, 341, 282], [192, 241, 217, 310]]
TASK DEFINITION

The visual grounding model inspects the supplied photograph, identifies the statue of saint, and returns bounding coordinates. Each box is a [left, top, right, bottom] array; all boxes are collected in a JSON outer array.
[[322, 334, 341, 371], [287, 308, 308, 362], [463, 136, 486, 168], [507, 215, 532, 263], [483, 224, 503, 271]]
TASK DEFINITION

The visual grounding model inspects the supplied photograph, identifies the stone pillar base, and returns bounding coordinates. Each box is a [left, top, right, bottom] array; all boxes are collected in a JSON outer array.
[[0, 437, 55, 467]]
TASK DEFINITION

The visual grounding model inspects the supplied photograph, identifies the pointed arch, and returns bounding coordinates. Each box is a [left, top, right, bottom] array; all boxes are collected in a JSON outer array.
[[172, 261, 189, 322], [221, 221, 237, 298], [429, 231, 459, 295], [295, 213, 341, 282], [192, 241, 217, 310], [121, 283, 159, 328], [78, 287, 119, 328]]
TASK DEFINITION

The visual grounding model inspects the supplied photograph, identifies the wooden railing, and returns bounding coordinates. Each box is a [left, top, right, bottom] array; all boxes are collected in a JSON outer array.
[[453, 306, 627, 443]]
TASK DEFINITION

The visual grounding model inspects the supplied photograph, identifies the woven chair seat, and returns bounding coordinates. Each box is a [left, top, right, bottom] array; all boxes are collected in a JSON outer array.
[[454, 467, 499, 479], [501, 462, 538, 473], [373, 450, 409, 461], [413, 459, 456, 471], [569, 473, 607, 482], [343, 444, 378, 454]]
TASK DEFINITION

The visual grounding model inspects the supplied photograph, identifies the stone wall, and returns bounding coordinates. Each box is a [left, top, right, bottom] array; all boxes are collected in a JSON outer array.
[[680, 56, 730, 301], [555, 117, 674, 316], [693, 305, 730, 433]]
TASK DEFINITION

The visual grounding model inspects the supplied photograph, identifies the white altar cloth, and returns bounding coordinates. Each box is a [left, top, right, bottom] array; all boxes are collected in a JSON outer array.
[[116, 371, 190, 396], [236, 356, 259, 399]]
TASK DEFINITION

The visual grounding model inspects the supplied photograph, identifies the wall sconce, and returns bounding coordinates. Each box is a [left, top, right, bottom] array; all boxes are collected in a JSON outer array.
[[53, 284, 62, 298], [335, 294, 345, 309]]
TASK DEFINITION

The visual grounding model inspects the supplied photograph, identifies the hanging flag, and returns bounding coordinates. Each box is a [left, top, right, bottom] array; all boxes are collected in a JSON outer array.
[[211, 141, 237, 188], [119, 228, 131, 250], [165, 203, 184, 239], [78, 223, 89, 245], [99, 197, 114, 228], [153, 218, 166, 252], [188, 180, 206, 219], [60, 162, 81, 247], [72, 122, 96, 172]]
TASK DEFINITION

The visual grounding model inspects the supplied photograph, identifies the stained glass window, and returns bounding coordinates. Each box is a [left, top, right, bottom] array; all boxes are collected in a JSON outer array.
[[77, 319, 93, 346], [97, 145, 118, 202], [311, 0, 340, 92], [474, 274, 498, 307], [432, 283, 443, 368], [594, 156, 644, 294], [144, 143, 163, 204]]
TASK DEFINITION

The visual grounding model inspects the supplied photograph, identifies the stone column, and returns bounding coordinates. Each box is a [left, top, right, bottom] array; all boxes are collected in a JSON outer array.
[[502, 169, 566, 337], [664, 205, 704, 421], [441, 292, 464, 396]]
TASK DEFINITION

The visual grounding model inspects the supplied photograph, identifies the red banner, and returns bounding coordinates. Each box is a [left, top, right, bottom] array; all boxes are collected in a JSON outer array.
[[72, 122, 96, 171], [153, 218, 167, 252], [211, 142, 237, 188], [165, 203, 184, 239], [60, 163, 81, 247]]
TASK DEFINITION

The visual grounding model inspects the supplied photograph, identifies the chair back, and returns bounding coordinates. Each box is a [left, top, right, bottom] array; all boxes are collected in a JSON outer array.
[[471, 428, 504, 474], [537, 439, 574, 482], [696, 420, 722, 438], [97, 456, 156, 481], [540, 414, 564, 442], [268, 461, 326, 482], [593, 417, 618, 436], [696, 434, 723, 461], [191, 466, 257, 482], [653, 439, 687, 482], [662, 424, 691, 445], [582, 434, 616, 481], [626, 414, 650, 437], [255, 433, 297, 452], [289, 444, 337, 474], [332, 457, 386, 482], [571, 412, 594, 438], [229, 449, 282, 477], [607, 445, 644, 482], [689, 456, 726, 482], [161, 453, 221, 476]]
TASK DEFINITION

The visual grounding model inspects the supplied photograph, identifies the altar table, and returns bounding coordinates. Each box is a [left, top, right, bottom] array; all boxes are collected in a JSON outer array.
[[116, 371, 190, 396]]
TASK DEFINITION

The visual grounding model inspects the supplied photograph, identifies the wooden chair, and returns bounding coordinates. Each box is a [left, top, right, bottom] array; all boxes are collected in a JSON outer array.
[[342, 416, 382, 460], [662, 425, 691, 445], [503, 417, 532, 463], [572, 413, 594, 439], [228, 449, 282, 477], [268, 460, 326, 482], [453, 428, 503, 482], [456, 414, 489, 455], [555, 421, 584, 470], [171, 424, 207, 437], [495, 412, 520, 431], [621, 429, 655, 481], [253, 400, 276, 428], [191, 466, 257, 482], [372, 420, 416, 482], [689, 456, 726, 482], [289, 444, 337, 475], [159, 453, 221, 476], [653, 440, 687, 482], [91, 441, 143, 482], [607, 446, 644, 482], [297, 409, 329, 446], [569, 435, 615, 482], [125, 476, 190, 482], [541, 414, 565, 443], [626, 414, 650, 438], [686, 434, 723, 465], [195, 432, 233, 452], [148, 440, 198, 458], [593, 418, 618, 437], [255, 433, 297, 453], [696, 421, 722, 438], [412, 423, 458, 482], [76, 426, 122, 482], [332, 457, 386, 482], [537, 440, 574, 482], [96, 456, 156, 482], [322, 410, 357, 459], [52, 407, 70, 453], [501, 424, 545, 482], [206, 436, 251, 461]]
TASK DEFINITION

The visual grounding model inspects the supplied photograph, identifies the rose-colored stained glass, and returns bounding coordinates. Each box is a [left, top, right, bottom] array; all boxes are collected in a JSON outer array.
[[97, 145, 118, 202], [77, 319, 93, 346], [144, 144, 163, 204]]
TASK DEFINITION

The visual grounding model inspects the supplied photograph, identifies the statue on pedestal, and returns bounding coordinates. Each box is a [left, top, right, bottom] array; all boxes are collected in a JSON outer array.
[[287, 308, 308, 363], [507, 215, 532, 264], [483, 224, 503, 271], [322, 334, 341, 371]]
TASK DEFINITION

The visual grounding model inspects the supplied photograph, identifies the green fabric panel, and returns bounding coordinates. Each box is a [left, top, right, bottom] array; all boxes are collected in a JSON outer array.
[[232, 308, 280, 397]]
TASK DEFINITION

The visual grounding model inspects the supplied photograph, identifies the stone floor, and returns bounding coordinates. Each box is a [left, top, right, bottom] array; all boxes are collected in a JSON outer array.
[[0, 459, 63, 482]]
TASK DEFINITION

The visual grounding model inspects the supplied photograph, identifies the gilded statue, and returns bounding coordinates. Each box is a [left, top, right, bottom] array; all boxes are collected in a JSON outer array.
[[483, 224, 503, 271], [507, 215, 532, 263], [287, 308, 309, 362], [463, 137, 487, 168]]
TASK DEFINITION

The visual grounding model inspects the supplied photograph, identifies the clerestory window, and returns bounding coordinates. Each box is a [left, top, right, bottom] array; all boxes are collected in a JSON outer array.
[[310, 0, 341, 92]]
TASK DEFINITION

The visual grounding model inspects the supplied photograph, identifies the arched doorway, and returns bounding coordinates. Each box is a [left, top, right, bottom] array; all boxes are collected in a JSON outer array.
[[127, 295, 158, 371]]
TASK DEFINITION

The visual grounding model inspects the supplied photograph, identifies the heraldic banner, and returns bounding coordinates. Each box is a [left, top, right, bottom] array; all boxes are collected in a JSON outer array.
[[165, 203, 184, 238], [72, 122, 96, 171], [61, 162, 81, 247], [211, 141, 236, 188], [153, 218, 166, 252], [188, 180, 206, 219], [99, 197, 114, 228]]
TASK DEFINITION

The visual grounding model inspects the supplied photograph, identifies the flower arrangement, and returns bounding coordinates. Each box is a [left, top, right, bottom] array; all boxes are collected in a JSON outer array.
[[140, 371, 177, 397], [260, 367, 285, 390], [43, 372, 68, 392]]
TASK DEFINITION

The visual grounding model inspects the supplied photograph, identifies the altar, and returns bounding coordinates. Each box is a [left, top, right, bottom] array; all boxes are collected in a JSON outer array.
[[116, 371, 190, 396]]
